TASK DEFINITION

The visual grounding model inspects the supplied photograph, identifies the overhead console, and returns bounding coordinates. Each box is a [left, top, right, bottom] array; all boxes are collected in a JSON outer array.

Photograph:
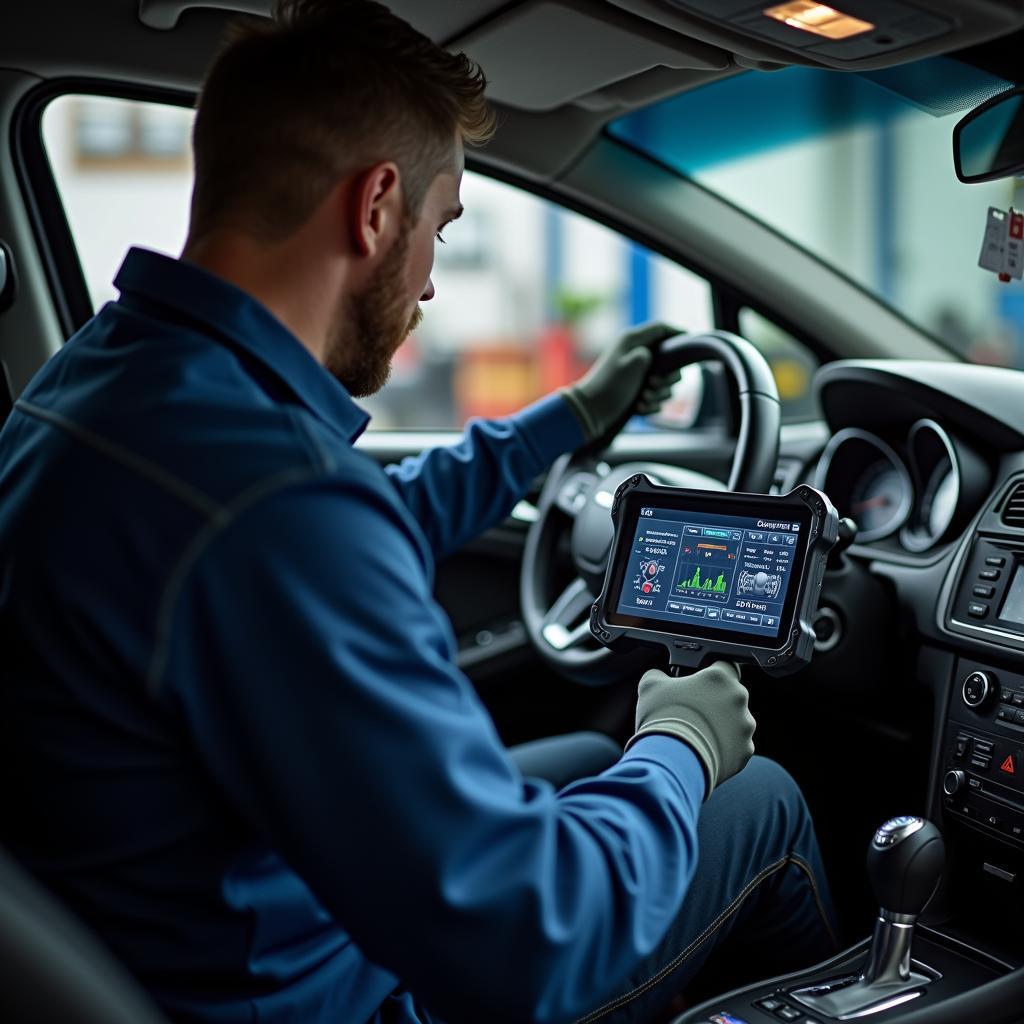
[[618, 0, 1024, 71], [654, 0, 1024, 67]]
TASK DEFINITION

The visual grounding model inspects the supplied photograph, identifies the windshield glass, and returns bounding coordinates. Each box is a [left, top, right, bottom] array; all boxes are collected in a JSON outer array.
[[610, 58, 1023, 366]]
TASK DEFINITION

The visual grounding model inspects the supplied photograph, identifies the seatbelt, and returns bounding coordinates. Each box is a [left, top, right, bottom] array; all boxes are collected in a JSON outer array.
[[0, 360, 12, 428]]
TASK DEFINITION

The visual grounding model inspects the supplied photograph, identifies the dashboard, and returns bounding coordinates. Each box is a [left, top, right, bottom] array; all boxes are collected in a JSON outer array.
[[807, 360, 1024, 560], [802, 359, 1024, 871]]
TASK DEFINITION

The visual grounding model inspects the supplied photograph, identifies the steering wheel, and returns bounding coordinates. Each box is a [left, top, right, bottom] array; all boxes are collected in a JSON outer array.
[[520, 330, 781, 684]]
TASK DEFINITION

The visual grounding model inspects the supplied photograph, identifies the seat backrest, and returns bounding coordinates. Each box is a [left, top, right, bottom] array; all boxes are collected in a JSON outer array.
[[0, 846, 169, 1024]]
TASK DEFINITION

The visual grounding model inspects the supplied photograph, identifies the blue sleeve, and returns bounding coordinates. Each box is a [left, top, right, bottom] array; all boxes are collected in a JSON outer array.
[[159, 476, 705, 1024], [383, 393, 585, 559]]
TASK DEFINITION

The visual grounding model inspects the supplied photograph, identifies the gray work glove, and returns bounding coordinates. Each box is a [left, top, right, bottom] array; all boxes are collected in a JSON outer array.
[[560, 322, 684, 443], [625, 661, 755, 797]]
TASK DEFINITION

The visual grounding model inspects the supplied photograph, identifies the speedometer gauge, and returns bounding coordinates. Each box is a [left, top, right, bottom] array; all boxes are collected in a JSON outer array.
[[813, 428, 913, 543], [849, 461, 912, 538]]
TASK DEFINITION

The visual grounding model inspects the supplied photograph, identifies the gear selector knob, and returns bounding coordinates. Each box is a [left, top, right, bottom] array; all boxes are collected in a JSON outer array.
[[866, 816, 945, 917]]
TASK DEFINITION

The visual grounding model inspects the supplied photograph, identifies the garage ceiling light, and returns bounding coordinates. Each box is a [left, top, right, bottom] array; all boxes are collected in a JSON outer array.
[[763, 1, 874, 40]]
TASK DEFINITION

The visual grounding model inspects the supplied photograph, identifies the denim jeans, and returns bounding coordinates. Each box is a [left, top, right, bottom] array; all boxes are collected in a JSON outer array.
[[393, 743, 838, 1024], [572, 755, 839, 1024]]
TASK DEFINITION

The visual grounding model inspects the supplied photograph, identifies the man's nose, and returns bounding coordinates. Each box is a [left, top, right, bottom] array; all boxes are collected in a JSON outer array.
[[420, 278, 435, 302]]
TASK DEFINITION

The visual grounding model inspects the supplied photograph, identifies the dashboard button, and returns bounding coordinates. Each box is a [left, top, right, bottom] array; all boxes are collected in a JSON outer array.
[[979, 569, 1001, 581], [1013, 692, 1024, 707], [986, 556, 1007, 567], [973, 585, 996, 598], [754, 997, 784, 1012], [997, 707, 1016, 723], [963, 671, 992, 706], [1002, 688, 1016, 704], [968, 602, 990, 618], [970, 756, 991, 771], [1016, 710, 1024, 726]]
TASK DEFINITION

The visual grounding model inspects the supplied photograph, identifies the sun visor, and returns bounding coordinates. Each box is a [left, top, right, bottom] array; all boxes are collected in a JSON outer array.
[[450, 0, 730, 113]]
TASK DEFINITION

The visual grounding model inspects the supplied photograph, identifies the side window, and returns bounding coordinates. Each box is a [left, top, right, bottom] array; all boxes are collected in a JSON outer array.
[[737, 307, 820, 423], [49, 94, 827, 430], [43, 96, 194, 308], [367, 174, 713, 429]]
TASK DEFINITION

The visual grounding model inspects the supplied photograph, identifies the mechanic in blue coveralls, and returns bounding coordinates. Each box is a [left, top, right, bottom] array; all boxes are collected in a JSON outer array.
[[0, 2, 839, 1022]]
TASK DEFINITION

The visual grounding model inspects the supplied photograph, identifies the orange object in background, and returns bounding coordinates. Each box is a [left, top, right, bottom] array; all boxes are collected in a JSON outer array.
[[454, 327, 587, 422], [536, 323, 582, 394], [455, 345, 539, 421]]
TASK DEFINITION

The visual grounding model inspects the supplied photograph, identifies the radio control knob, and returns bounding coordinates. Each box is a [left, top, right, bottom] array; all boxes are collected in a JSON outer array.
[[943, 770, 966, 796], [962, 671, 993, 709]]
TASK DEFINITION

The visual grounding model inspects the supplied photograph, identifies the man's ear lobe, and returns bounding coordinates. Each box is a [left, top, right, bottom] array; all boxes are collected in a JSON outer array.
[[350, 162, 402, 258]]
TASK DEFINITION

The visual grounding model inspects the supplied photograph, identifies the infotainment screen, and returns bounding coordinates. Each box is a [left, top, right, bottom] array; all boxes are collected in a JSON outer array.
[[591, 475, 839, 675]]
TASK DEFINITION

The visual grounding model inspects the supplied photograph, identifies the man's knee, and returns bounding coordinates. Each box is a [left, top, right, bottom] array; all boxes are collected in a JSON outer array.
[[700, 755, 813, 855]]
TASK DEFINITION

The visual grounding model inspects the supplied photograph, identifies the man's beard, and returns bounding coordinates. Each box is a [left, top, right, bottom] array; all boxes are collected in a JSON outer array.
[[325, 225, 423, 398]]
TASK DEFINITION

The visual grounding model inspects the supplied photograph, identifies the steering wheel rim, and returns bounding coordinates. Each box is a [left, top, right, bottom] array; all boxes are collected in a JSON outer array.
[[520, 330, 781, 685]]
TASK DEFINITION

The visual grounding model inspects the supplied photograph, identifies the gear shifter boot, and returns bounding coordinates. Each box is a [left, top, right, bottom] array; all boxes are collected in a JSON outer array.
[[790, 817, 945, 1019]]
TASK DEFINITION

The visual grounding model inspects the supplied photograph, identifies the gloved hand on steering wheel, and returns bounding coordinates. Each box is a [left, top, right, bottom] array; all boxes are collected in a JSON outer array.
[[560, 322, 684, 445]]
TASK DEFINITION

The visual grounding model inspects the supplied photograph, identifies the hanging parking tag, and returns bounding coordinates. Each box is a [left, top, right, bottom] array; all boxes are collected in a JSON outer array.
[[978, 206, 1024, 281], [1007, 209, 1024, 280]]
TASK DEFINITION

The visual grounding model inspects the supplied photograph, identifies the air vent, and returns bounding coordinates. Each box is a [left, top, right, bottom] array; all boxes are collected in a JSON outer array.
[[1002, 483, 1024, 528]]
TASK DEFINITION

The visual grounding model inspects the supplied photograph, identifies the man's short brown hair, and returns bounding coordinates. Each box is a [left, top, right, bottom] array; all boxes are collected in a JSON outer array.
[[188, 0, 495, 243]]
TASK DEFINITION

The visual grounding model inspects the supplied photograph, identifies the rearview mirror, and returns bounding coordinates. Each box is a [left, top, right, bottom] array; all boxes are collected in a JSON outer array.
[[954, 86, 1024, 183]]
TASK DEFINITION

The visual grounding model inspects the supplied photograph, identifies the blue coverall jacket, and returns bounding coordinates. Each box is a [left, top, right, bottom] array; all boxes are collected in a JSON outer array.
[[0, 248, 705, 1024]]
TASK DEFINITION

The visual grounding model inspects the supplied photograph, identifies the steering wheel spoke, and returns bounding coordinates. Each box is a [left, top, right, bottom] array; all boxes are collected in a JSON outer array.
[[553, 468, 601, 518], [540, 577, 596, 651]]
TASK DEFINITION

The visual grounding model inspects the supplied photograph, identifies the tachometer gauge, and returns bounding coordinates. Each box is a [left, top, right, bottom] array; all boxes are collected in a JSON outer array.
[[813, 428, 913, 543], [900, 420, 961, 553]]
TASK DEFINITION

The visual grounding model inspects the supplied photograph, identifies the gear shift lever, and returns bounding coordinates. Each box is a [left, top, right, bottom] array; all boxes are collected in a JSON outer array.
[[791, 817, 945, 1019]]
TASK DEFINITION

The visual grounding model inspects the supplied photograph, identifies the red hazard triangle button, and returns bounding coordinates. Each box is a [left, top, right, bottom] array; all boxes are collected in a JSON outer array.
[[1000, 754, 1016, 775]]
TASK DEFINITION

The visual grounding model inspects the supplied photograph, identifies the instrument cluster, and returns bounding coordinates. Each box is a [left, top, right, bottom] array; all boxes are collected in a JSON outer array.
[[813, 420, 989, 553]]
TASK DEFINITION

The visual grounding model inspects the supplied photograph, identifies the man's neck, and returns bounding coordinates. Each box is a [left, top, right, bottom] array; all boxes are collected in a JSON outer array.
[[182, 231, 337, 366]]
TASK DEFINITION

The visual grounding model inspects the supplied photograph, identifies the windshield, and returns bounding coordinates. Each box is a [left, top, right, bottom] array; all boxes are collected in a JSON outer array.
[[610, 58, 1024, 366]]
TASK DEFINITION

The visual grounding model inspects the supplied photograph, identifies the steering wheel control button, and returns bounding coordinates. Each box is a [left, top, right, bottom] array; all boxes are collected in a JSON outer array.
[[943, 770, 966, 795], [967, 602, 989, 618], [962, 671, 992, 707]]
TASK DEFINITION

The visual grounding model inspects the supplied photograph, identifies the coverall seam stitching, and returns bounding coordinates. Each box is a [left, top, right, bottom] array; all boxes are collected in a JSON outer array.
[[145, 463, 333, 698], [789, 851, 839, 951], [287, 404, 337, 474], [14, 400, 223, 519], [574, 854, 794, 1024]]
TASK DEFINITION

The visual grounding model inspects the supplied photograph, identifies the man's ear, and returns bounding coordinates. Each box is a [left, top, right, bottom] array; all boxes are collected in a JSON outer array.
[[349, 162, 403, 258]]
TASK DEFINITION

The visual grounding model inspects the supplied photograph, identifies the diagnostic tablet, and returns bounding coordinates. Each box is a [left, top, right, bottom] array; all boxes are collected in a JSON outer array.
[[589, 475, 839, 675]]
